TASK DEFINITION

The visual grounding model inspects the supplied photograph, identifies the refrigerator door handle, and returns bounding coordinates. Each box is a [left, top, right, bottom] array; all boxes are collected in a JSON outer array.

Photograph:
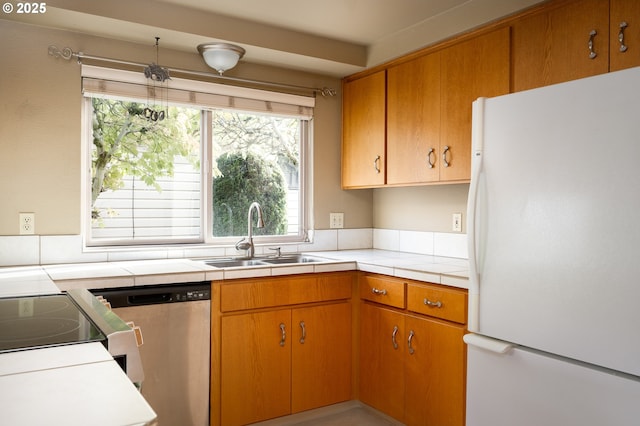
[[467, 97, 486, 332], [463, 333, 514, 354]]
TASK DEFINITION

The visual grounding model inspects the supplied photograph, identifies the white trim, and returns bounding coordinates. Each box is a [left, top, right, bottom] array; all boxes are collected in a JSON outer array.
[[81, 65, 315, 115]]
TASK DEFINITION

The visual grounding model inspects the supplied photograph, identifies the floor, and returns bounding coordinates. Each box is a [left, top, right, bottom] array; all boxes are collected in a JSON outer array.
[[253, 401, 405, 426]]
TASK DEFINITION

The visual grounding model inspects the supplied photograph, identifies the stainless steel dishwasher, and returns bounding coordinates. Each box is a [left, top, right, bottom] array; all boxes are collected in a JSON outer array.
[[93, 282, 210, 426]]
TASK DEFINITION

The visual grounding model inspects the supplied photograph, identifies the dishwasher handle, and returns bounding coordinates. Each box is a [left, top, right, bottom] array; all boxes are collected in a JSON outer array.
[[91, 282, 211, 308], [127, 292, 172, 306]]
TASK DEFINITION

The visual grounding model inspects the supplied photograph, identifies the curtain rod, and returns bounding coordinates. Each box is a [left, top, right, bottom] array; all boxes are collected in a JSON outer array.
[[48, 45, 337, 98]]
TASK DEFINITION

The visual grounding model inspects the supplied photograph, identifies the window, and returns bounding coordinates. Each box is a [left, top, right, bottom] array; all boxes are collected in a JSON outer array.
[[211, 110, 304, 238], [89, 99, 203, 243], [82, 66, 313, 247]]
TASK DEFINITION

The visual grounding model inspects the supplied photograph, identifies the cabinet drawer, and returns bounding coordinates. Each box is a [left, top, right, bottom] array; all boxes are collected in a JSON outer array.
[[360, 275, 405, 309], [221, 273, 352, 312], [407, 283, 467, 324]]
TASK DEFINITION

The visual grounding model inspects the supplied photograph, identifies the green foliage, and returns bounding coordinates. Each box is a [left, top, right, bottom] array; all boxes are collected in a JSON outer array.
[[91, 98, 298, 238], [211, 111, 299, 178], [91, 98, 200, 217], [213, 152, 288, 237]]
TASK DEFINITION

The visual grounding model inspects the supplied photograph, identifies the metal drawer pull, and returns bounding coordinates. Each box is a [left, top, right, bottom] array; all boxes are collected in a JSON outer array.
[[427, 148, 435, 168], [588, 30, 597, 59], [373, 155, 381, 173], [299, 321, 306, 344], [442, 146, 450, 167], [619, 22, 628, 52], [279, 323, 286, 347], [371, 288, 387, 296], [424, 298, 443, 308], [392, 325, 399, 349], [408, 330, 415, 355]]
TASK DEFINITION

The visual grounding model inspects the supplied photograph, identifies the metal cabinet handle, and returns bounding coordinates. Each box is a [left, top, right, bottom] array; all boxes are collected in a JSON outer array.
[[588, 30, 598, 59], [299, 321, 306, 344], [408, 330, 415, 355], [427, 148, 435, 169], [392, 325, 399, 349], [424, 298, 443, 308], [279, 323, 286, 347], [619, 22, 628, 53], [371, 287, 387, 296], [442, 146, 450, 168], [373, 155, 381, 174]]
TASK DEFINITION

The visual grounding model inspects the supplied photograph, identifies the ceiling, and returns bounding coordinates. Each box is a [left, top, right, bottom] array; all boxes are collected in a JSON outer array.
[[3, 0, 545, 77]]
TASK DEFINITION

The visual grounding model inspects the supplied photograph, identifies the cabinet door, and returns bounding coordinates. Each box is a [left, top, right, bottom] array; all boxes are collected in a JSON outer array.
[[404, 314, 466, 426], [610, 0, 640, 71], [440, 27, 510, 182], [512, 0, 609, 92], [342, 70, 386, 188], [359, 302, 405, 421], [291, 302, 352, 413], [387, 52, 441, 185], [221, 310, 291, 426]]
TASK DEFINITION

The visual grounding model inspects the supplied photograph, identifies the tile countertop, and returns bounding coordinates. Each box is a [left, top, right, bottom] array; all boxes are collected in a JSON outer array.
[[0, 249, 469, 293], [0, 266, 61, 297], [0, 270, 157, 426], [0, 343, 156, 426], [0, 249, 466, 426], [309, 249, 469, 289]]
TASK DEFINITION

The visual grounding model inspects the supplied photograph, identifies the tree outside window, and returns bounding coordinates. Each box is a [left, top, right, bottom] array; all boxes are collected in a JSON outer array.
[[89, 97, 302, 245]]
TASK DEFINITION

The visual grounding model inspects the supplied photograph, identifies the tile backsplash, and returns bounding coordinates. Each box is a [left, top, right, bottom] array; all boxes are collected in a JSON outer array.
[[372, 229, 467, 258], [0, 229, 467, 267]]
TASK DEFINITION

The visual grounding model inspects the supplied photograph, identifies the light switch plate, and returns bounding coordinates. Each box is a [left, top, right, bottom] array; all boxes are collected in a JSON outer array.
[[452, 212, 462, 232]]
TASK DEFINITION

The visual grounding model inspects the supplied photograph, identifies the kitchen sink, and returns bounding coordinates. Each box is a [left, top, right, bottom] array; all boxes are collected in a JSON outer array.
[[259, 255, 323, 264], [203, 258, 266, 268], [202, 254, 325, 268]]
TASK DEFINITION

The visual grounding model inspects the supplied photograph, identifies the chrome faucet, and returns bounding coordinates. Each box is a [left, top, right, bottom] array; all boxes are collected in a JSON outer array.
[[235, 202, 265, 258]]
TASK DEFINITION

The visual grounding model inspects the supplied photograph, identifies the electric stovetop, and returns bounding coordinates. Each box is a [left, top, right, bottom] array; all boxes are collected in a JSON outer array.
[[0, 293, 106, 353]]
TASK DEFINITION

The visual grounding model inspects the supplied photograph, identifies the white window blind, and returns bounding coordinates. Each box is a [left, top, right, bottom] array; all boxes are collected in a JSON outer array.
[[81, 65, 315, 118]]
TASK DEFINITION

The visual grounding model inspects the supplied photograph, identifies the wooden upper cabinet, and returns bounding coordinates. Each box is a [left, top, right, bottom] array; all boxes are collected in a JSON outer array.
[[342, 70, 386, 188], [387, 52, 441, 185], [440, 27, 510, 182], [610, 0, 640, 71], [512, 0, 609, 92]]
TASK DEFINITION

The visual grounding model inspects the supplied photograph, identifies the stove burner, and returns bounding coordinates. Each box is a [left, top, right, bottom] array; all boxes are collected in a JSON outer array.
[[0, 294, 104, 353], [0, 317, 81, 343]]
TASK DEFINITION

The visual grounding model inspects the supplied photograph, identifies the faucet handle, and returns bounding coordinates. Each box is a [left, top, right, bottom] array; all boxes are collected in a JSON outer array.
[[269, 247, 282, 258], [235, 238, 251, 251]]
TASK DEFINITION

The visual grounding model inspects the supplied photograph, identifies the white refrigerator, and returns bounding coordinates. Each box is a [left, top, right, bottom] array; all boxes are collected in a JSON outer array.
[[465, 66, 640, 426]]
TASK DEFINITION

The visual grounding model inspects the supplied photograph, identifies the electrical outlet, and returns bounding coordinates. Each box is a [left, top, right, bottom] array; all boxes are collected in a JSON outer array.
[[19, 299, 34, 317], [329, 212, 344, 229], [452, 212, 462, 232], [19, 213, 35, 235]]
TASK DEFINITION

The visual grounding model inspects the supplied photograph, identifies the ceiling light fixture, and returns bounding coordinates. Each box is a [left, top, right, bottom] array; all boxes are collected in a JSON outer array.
[[197, 42, 245, 75]]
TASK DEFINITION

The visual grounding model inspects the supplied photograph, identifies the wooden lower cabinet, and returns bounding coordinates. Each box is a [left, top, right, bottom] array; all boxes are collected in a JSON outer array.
[[291, 303, 352, 413], [404, 314, 466, 426], [221, 309, 292, 426], [359, 274, 467, 426], [359, 303, 405, 420], [213, 272, 354, 426], [213, 271, 466, 426]]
